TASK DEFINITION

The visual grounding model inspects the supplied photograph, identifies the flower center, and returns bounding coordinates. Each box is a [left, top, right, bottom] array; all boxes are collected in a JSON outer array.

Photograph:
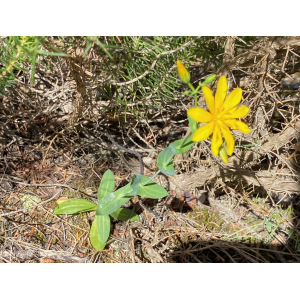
[[212, 112, 222, 122]]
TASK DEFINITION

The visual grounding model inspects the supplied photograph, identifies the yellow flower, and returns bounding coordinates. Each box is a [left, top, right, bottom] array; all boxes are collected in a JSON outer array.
[[177, 60, 190, 84], [187, 76, 251, 158]]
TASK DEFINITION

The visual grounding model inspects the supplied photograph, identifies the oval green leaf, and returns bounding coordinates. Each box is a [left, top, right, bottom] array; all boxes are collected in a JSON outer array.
[[110, 208, 140, 222], [130, 174, 143, 196], [114, 183, 135, 206], [138, 175, 168, 198], [96, 183, 135, 215], [54, 199, 97, 215], [98, 169, 115, 202], [90, 218, 106, 250], [188, 115, 198, 134], [157, 147, 175, 175], [169, 135, 194, 155], [96, 214, 111, 244]]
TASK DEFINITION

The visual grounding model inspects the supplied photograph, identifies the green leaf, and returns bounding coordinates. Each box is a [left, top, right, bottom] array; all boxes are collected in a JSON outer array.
[[114, 183, 135, 206], [96, 192, 119, 216], [169, 135, 194, 155], [98, 169, 115, 202], [54, 199, 97, 215], [92, 36, 113, 59], [138, 175, 168, 198], [130, 174, 143, 196], [96, 214, 111, 244], [90, 218, 106, 250], [188, 115, 198, 134], [110, 208, 140, 222], [96, 183, 135, 215], [266, 221, 272, 233], [157, 147, 175, 175], [84, 40, 93, 57]]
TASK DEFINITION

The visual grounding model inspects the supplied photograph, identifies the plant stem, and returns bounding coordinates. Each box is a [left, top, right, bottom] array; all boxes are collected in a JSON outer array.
[[179, 131, 192, 148], [121, 170, 161, 198], [188, 82, 197, 107], [144, 170, 161, 184]]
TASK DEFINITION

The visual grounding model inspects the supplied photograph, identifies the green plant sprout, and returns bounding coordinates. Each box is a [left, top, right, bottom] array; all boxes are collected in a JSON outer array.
[[54, 60, 250, 250]]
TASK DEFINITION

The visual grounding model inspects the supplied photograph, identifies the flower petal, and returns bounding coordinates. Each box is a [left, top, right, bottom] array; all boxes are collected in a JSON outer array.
[[224, 105, 249, 119], [215, 76, 227, 112], [224, 119, 251, 133], [222, 88, 243, 111], [211, 125, 223, 156], [202, 86, 215, 114], [219, 123, 235, 155], [192, 122, 215, 142], [187, 107, 213, 123]]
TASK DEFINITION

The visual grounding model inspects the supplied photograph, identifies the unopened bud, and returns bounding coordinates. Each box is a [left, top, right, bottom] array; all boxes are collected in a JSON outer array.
[[177, 60, 190, 84], [219, 146, 228, 164], [204, 74, 216, 84]]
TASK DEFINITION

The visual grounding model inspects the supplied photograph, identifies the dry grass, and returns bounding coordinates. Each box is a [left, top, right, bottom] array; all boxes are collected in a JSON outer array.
[[1, 36, 300, 263]]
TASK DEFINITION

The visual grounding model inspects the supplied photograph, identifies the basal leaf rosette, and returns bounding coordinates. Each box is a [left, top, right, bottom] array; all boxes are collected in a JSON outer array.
[[187, 76, 251, 163]]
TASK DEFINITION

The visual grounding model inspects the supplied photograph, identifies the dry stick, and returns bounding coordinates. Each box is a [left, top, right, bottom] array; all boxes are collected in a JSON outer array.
[[0, 180, 90, 232], [0, 239, 86, 263], [103, 130, 144, 175], [0, 176, 96, 199], [129, 127, 155, 151], [0, 254, 11, 263], [42, 134, 58, 164], [97, 37, 201, 86], [172, 242, 224, 254], [0, 191, 60, 218]]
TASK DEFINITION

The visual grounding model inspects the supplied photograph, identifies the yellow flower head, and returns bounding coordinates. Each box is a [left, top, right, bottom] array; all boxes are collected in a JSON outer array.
[[177, 60, 190, 84], [187, 76, 251, 158]]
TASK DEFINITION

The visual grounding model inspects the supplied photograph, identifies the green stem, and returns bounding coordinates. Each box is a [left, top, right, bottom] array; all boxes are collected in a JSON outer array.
[[179, 131, 192, 148], [121, 170, 161, 198], [145, 170, 161, 184], [188, 82, 197, 107], [120, 82, 200, 199]]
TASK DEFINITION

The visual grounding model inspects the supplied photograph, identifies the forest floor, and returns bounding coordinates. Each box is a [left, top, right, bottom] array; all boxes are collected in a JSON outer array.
[[1, 36, 300, 263]]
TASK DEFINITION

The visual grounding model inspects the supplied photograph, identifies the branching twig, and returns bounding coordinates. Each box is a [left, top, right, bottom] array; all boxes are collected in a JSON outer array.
[[97, 37, 201, 86], [103, 130, 144, 175]]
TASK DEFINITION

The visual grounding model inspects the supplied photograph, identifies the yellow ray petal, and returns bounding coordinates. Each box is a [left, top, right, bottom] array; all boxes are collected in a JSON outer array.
[[222, 88, 243, 112], [224, 105, 249, 119], [224, 119, 251, 133], [192, 122, 215, 142], [211, 125, 223, 156], [215, 76, 227, 112], [219, 123, 235, 156], [202, 86, 215, 114], [187, 107, 213, 123]]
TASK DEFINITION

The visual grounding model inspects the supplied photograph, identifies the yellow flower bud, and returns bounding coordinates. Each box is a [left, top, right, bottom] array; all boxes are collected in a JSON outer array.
[[177, 60, 190, 84], [219, 146, 228, 164]]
